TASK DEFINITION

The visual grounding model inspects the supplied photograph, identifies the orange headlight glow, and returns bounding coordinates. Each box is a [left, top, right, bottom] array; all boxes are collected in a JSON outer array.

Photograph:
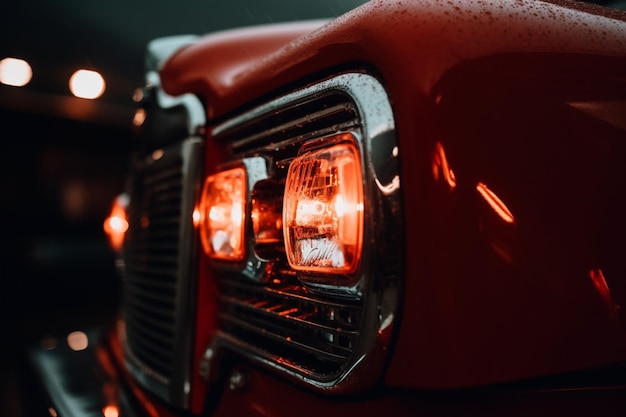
[[199, 167, 247, 261], [283, 142, 363, 274], [103, 193, 129, 252]]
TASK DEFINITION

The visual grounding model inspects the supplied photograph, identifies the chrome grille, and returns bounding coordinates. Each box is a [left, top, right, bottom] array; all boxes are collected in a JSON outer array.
[[124, 156, 182, 380], [219, 277, 361, 376], [121, 138, 204, 406]]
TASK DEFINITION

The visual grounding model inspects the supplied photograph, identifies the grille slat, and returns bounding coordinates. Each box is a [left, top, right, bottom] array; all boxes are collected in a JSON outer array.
[[125, 265, 179, 278], [125, 303, 177, 333], [220, 295, 359, 337], [126, 282, 177, 306], [126, 333, 173, 376], [143, 165, 182, 186], [219, 314, 350, 362], [125, 253, 179, 267], [140, 202, 181, 217], [123, 271, 179, 290], [127, 232, 180, 245], [219, 296, 357, 357], [124, 240, 179, 252], [125, 285, 176, 319], [122, 152, 184, 393], [126, 317, 176, 351]]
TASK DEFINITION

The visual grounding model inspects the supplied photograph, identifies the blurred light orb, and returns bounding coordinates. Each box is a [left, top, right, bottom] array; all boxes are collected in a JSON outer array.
[[133, 107, 146, 126], [103, 405, 119, 417], [67, 331, 89, 351], [69, 69, 105, 99], [0, 57, 33, 87]]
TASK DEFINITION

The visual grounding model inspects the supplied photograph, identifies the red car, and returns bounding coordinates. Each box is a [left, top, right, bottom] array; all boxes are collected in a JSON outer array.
[[31, 0, 626, 416]]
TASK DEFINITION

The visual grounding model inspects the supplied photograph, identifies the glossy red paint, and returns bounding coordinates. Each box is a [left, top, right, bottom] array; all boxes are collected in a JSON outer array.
[[161, 0, 626, 119], [419, 50, 626, 387], [157, 0, 626, 393], [208, 364, 626, 417], [159, 20, 328, 120], [589, 269, 619, 318]]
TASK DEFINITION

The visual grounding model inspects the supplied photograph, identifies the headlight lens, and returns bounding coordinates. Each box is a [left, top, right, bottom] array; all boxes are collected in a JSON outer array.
[[199, 167, 247, 261], [283, 141, 363, 274]]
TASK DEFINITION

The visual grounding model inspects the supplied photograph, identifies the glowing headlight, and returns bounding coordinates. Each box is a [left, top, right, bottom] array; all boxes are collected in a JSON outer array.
[[103, 193, 129, 252], [283, 141, 364, 274], [199, 167, 246, 261]]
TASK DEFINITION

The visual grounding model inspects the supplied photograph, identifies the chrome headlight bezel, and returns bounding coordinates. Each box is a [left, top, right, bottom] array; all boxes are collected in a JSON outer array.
[[203, 72, 403, 393]]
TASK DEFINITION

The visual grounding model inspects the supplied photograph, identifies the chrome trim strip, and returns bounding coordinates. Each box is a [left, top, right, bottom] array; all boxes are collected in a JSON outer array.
[[146, 71, 206, 136], [144, 34, 206, 136], [170, 136, 204, 408]]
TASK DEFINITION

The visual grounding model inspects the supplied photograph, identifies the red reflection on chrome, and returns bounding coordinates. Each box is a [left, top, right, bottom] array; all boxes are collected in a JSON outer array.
[[432, 142, 456, 189], [589, 269, 617, 318], [476, 182, 514, 224]]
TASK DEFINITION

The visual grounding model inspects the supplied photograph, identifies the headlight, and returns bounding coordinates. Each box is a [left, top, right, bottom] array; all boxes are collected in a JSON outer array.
[[283, 139, 364, 275], [103, 193, 129, 252], [199, 167, 247, 261]]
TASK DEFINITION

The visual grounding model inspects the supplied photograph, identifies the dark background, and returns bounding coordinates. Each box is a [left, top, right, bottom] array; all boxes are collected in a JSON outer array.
[[0, 1, 367, 416]]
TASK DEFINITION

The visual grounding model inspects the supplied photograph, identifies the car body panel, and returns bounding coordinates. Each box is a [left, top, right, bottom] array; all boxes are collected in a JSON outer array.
[[160, 0, 626, 118], [159, 20, 329, 120]]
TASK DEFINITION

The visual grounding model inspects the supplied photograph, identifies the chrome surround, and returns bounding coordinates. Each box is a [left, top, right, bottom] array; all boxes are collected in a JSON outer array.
[[213, 73, 398, 295], [205, 156, 271, 281], [240, 156, 271, 280], [213, 73, 394, 139], [205, 72, 403, 393], [144, 34, 205, 136], [145, 71, 206, 136]]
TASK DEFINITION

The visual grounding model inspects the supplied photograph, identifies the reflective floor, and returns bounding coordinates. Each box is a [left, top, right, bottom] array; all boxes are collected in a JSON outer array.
[[0, 249, 121, 417]]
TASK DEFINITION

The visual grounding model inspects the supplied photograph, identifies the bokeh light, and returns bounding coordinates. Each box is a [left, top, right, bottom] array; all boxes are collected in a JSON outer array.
[[67, 331, 89, 351], [0, 57, 33, 87], [69, 69, 105, 99]]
